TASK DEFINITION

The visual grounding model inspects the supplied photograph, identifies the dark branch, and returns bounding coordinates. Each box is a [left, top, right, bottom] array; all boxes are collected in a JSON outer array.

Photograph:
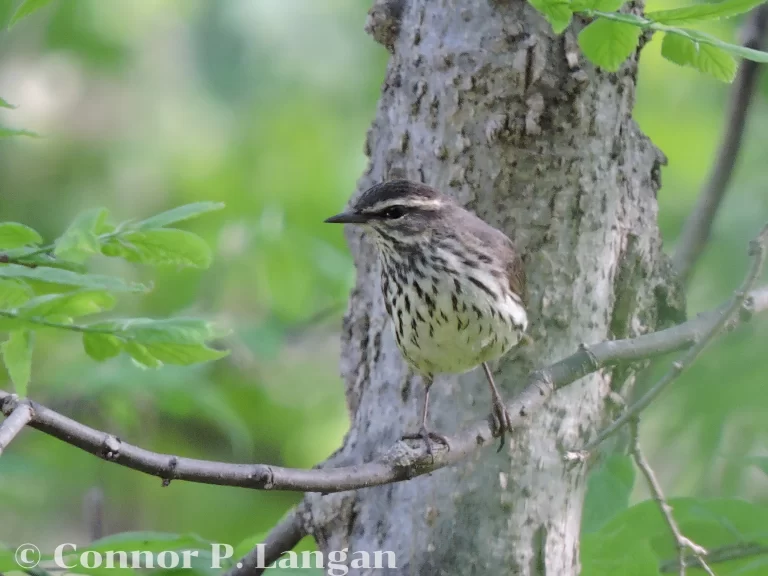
[[630, 419, 715, 576], [0, 224, 766, 496], [582, 223, 768, 451], [226, 509, 306, 576], [0, 398, 33, 456], [660, 542, 768, 573], [1, 282, 767, 493], [672, 5, 768, 284]]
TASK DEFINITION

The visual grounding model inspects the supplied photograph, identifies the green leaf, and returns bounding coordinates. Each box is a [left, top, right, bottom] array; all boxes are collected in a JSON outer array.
[[660, 32, 699, 66], [141, 342, 228, 366], [54, 208, 111, 263], [0, 264, 149, 292], [594, 497, 768, 566], [110, 229, 213, 269], [92, 317, 224, 343], [578, 18, 642, 71], [661, 34, 737, 82], [19, 290, 116, 320], [9, 0, 56, 28], [88, 318, 228, 367], [582, 454, 636, 533], [124, 341, 163, 369], [581, 532, 660, 576], [0, 279, 33, 308], [648, 0, 767, 25], [2, 330, 33, 397], [233, 533, 267, 564], [130, 202, 225, 230], [680, 27, 768, 63], [571, 0, 625, 10], [746, 456, 768, 476], [0, 96, 15, 109], [528, 0, 573, 33], [0, 222, 43, 249], [0, 126, 38, 138], [83, 332, 123, 361], [83, 531, 209, 554]]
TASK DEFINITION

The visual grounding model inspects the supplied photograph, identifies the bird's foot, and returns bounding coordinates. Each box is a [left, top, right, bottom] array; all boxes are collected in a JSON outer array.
[[490, 397, 513, 453], [401, 426, 450, 458]]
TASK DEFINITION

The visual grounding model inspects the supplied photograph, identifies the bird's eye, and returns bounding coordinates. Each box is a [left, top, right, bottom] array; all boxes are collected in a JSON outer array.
[[381, 206, 406, 219]]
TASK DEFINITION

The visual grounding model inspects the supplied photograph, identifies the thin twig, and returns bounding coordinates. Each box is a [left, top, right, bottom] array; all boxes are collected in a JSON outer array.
[[630, 419, 716, 576], [672, 6, 768, 285], [0, 398, 33, 456], [581, 223, 768, 452], [660, 542, 768, 573], [226, 509, 306, 576], [1, 277, 767, 492]]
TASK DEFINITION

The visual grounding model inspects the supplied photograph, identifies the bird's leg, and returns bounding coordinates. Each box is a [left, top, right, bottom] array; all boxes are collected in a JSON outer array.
[[482, 362, 513, 452], [401, 375, 450, 456]]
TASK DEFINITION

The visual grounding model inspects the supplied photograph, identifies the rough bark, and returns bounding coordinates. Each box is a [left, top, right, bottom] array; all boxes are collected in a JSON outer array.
[[306, 1, 678, 574]]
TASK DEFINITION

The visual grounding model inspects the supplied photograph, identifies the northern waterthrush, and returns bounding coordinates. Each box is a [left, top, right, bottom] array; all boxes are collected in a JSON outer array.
[[325, 180, 528, 452]]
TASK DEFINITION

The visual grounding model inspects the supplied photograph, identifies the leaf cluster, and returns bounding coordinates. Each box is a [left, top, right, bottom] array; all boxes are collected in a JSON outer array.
[[581, 455, 768, 574], [0, 202, 228, 397], [530, 0, 768, 82]]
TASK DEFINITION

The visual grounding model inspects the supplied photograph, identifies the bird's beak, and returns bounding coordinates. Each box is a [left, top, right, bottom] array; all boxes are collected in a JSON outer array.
[[324, 211, 369, 224]]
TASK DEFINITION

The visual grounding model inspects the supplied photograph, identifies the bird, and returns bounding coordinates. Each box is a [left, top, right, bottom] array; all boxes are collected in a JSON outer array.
[[325, 180, 528, 453]]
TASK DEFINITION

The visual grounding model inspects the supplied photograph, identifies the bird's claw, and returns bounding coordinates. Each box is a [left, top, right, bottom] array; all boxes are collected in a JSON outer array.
[[402, 426, 450, 458], [491, 399, 513, 453]]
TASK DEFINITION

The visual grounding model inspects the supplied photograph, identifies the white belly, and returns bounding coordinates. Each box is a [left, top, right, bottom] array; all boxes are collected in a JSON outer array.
[[384, 270, 527, 376]]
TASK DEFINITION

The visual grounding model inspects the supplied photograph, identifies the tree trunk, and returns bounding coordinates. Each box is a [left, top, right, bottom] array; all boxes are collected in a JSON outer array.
[[307, 0, 676, 573]]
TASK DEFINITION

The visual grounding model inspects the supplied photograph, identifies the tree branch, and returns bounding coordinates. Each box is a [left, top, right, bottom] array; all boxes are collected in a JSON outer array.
[[630, 419, 715, 576], [672, 5, 768, 284], [1, 281, 767, 493], [0, 225, 766, 496], [660, 542, 768, 573], [0, 397, 32, 456], [581, 223, 768, 451], [226, 508, 307, 576]]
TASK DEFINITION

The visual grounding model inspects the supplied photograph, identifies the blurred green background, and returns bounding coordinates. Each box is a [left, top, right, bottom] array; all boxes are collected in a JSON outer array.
[[0, 0, 766, 563]]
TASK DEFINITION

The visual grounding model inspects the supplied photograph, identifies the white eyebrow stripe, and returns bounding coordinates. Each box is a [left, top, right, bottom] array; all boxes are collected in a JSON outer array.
[[362, 198, 444, 212]]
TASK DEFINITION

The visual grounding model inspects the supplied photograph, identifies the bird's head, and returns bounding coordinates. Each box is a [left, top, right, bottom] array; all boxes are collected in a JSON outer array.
[[324, 180, 452, 253]]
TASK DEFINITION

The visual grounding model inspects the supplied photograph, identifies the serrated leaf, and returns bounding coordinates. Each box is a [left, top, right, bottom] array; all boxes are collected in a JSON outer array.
[[54, 208, 111, 263], [2, 330, 33, 397], [83, 332, 123, 361], [19, 290, 116, 319], [91, 317, 224, 344], [578, 18, 642, 72], [0, 264, 149, 292], [0, 279, 33, 308], [130, 202, 225, 230], [660, 32, 699, 66], [0, 126, 38, 138], [648, 0, 767, 25], [582, 454, 636, 533], [661, 34, 737, 82], [0, 96, 15, 109], [528, 0, 573, 33], [0, 222, 43, 249], [124, 341, 163, 369], [682, 27, 768, 63], [112, 229, 212, 269], [571, 0, 625, 10], [86, 317, 228, 366], [8, 0, 55, 28]]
